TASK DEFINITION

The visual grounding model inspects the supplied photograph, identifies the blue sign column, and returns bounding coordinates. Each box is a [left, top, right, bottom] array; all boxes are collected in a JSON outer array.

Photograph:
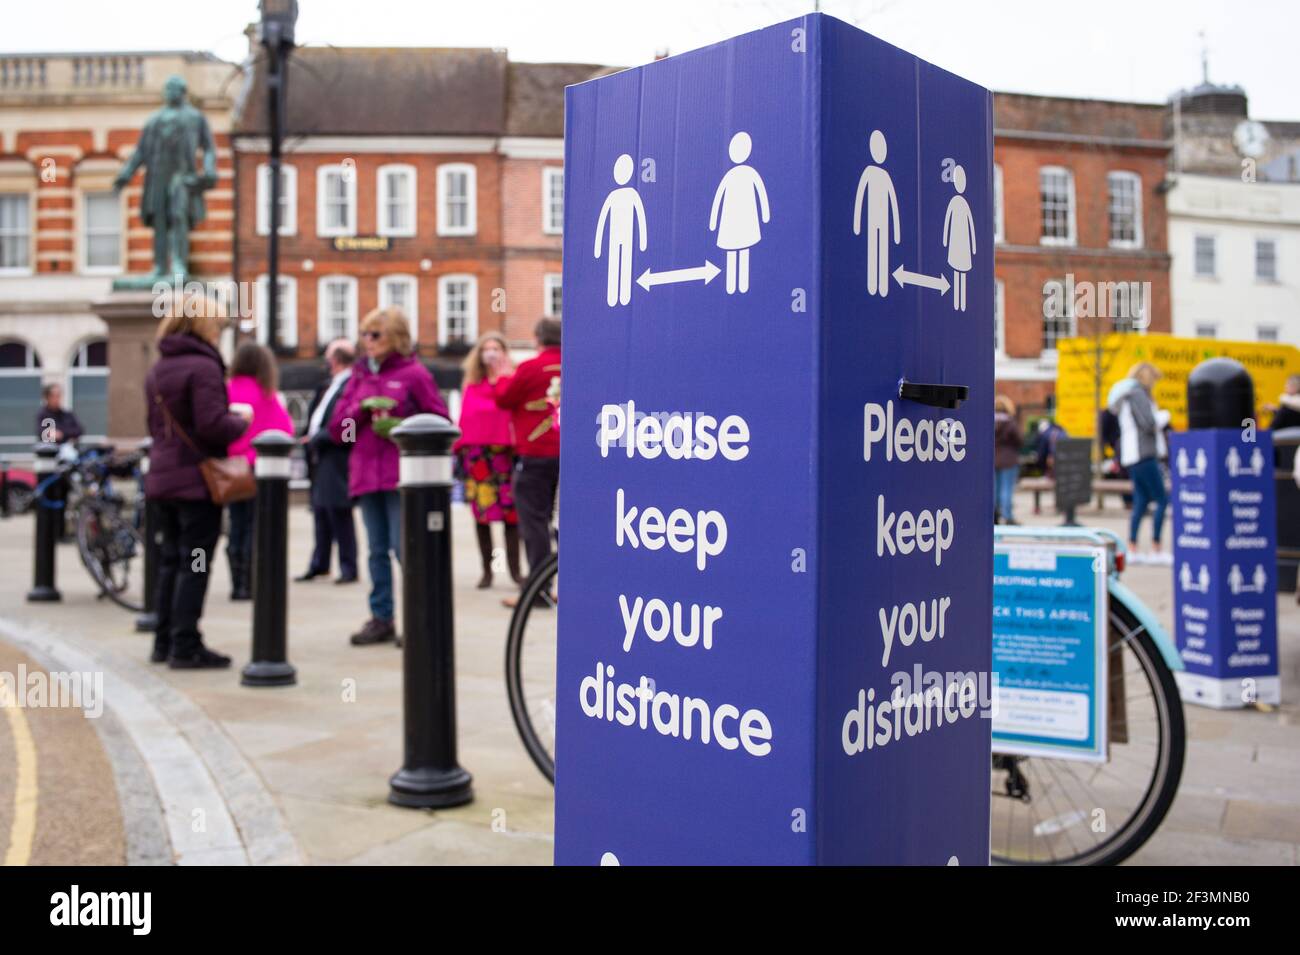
[[1171, 429, 1280, 708], [556, 13, 993, 865]]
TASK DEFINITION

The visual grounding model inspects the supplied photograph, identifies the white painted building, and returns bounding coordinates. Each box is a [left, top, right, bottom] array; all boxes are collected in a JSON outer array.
[[1167, 173, 1300, 345]]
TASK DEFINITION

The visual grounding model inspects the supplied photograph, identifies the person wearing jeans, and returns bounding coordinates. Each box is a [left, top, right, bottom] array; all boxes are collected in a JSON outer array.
[[1108, 361, 1171, 564], [329, 306, 447, 646], [993, 395, 1022, 524]]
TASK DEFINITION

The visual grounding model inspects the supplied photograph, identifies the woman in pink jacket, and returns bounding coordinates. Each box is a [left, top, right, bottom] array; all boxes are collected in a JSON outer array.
[[329, 307, 448, 646], [226, 342, 293, 600], [455, 332, 523, 589]]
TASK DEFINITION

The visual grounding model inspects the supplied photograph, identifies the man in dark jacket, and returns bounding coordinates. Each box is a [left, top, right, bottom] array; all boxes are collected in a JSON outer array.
[[495, 318, 561, 597], [145, 310, 249, 668], [34, 383, 84, 445], [296, 338, 357, 583]]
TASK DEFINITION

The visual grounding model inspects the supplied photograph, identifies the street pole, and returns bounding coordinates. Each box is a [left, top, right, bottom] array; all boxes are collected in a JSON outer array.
[[242, 430, 296, 687], [27, 443, 63, 602], [259, 0, 297, 354], [135, 438, 159, 632], [388, 414, 474, 809]]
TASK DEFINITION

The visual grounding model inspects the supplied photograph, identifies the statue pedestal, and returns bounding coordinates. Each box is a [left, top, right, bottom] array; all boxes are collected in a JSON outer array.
[[94, 291, 159, 444]]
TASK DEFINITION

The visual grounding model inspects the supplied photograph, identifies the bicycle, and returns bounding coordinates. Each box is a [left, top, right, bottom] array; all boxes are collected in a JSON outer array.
[[505, 528, 1186, 865], [36, 445, 148, 613]]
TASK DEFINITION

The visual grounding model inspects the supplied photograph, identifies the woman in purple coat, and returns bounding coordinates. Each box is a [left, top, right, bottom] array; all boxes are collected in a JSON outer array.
[[330, 307, 448, 646], [144, 298, 250, 668]]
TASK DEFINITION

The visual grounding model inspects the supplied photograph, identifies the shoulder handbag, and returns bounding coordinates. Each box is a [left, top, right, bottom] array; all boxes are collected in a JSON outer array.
[[154, 395, 257, 505]]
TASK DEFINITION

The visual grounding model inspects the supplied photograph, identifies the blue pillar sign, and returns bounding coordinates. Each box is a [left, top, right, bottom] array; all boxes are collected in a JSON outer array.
[[1170, 429, 1280, 708], [556, 13, 994, 865]]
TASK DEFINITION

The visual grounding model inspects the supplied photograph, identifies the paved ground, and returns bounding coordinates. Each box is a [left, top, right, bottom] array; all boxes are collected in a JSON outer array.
[[0, 490, 1294, 865]]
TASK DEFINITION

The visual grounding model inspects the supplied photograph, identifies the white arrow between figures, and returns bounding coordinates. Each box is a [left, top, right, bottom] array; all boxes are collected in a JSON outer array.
[[892, 265, 951, 295], [636, 260, 722, 291]]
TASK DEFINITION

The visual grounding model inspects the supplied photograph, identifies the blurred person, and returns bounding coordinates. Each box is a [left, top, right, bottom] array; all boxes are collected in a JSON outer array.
[[1263, 374, 1300, 431], [296, 338, 358, 584], [329, 307, 447, 646], [1034, 417, 1067, 476], [34, 383, 84, 445], [225, 342, 293, 601], [455, 332, 523, 589], [144, 297, 250, 668], [1109, 361, 1171, 564], [993, 395, 1022, 524], [495, 318, 561, 607]]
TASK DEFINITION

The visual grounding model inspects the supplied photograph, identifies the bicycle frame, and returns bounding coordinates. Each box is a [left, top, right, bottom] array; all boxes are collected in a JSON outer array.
[[994, 525, 1183, 673]]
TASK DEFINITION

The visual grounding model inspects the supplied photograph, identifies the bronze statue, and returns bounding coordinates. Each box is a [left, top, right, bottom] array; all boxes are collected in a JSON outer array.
[[113, 75, 217, 285]]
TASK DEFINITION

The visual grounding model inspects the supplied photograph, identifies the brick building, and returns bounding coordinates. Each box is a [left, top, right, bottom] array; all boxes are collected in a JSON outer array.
[[992, 93, 1173, 417], [233, 46, 604, 399], [0, 51, 237, 451]]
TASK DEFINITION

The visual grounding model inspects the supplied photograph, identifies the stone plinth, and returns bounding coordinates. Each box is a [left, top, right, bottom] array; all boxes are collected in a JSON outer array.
[[93, 290, 160, 442]]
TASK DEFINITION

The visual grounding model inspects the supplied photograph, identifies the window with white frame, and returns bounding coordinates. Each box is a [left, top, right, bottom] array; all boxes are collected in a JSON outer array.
[[1257, 324, 1279, 343], [256, 163, 297, 235], [0, 194, 31, 272], [437, 274, 477, 347], [994, 279, 1005, 355], [83, 191, 122, 272], [1041, 277, 1075, 352], [67, 339, 108, 439], [0, 339, 42, 445], [1038, 166, 1075, 245], [542, 167, 564, 235], [437, 163, 476, 236], [1195, 322, 1217, 339], [377, 164, 416, 237], [256, 275, 298, 349], [1194, 235, 1216, 277], [1107, 171, 1142, 248], [379, 274, 419, 340], [543, 273, 562, 318], [992, 164, 1004, 244], [316, 164, 356, 237], [1256, 238, 1278, 282], [317, 276, 357, 344]]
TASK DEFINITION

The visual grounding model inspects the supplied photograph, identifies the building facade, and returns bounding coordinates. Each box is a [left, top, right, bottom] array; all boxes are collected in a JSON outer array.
[[992, 93, 1173, 417], [233, 47, 603, 400], [0, 51, 237, 451], [1166, 83, 1300, 346]]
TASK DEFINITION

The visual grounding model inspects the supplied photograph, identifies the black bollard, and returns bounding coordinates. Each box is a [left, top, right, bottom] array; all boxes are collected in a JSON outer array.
[[388, 414, 473, 809], [27, 443, 63, 602], [241, 430, 296, 687], [135, 438, 160, 632]]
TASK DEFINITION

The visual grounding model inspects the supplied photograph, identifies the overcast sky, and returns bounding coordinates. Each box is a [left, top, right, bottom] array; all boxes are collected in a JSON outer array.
[[6, 0, 1297, 119]]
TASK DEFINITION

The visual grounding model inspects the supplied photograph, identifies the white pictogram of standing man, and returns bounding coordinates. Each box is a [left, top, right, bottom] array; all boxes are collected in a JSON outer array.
[[594, 154, 648, 307], [853, 130, 901, 297]]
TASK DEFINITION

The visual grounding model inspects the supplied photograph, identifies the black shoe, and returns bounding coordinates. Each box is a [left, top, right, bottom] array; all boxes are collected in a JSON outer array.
[[168, 647, 232, 669], [150, 644, 169, 664], [334, 574, 358, 585], [476, 571, 493, 589], [350, 618, 396, 646], [294, 569, 326, 582]]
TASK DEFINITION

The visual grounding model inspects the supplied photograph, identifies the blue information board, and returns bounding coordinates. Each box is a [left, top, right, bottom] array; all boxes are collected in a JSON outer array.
[[555, 13, 994, 865], [991, 544, 1108, 762], [1170, 429, 1280, 708]]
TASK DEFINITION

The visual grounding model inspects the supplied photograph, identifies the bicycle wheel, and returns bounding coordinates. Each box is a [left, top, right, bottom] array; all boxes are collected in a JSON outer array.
[[505, 552, 558, 783], [77, 499, 145, 612], [990, 597, 1186, 865]]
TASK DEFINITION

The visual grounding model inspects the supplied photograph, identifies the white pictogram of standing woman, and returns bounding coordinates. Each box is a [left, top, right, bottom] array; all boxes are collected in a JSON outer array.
[[709, 132, 770, 295], [594, 153, 648, 307], [941, 164, 976, 312]]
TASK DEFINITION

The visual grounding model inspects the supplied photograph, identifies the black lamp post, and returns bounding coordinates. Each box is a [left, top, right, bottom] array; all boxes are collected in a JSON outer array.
[[259, 0, 297, 355]]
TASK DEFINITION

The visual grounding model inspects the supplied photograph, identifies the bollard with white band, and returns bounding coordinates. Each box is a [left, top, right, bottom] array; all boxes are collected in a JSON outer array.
[[27, 442, 63, 602], [242, 429, 297, 687], [388, 414, 473, 809], [135, 438, 160, 632]]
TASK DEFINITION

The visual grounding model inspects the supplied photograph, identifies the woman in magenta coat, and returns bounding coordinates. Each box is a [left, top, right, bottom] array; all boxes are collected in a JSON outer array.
[[455, 331, 523, 589], [329, 307, 448, 646], [226, 342, 293, 600]]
